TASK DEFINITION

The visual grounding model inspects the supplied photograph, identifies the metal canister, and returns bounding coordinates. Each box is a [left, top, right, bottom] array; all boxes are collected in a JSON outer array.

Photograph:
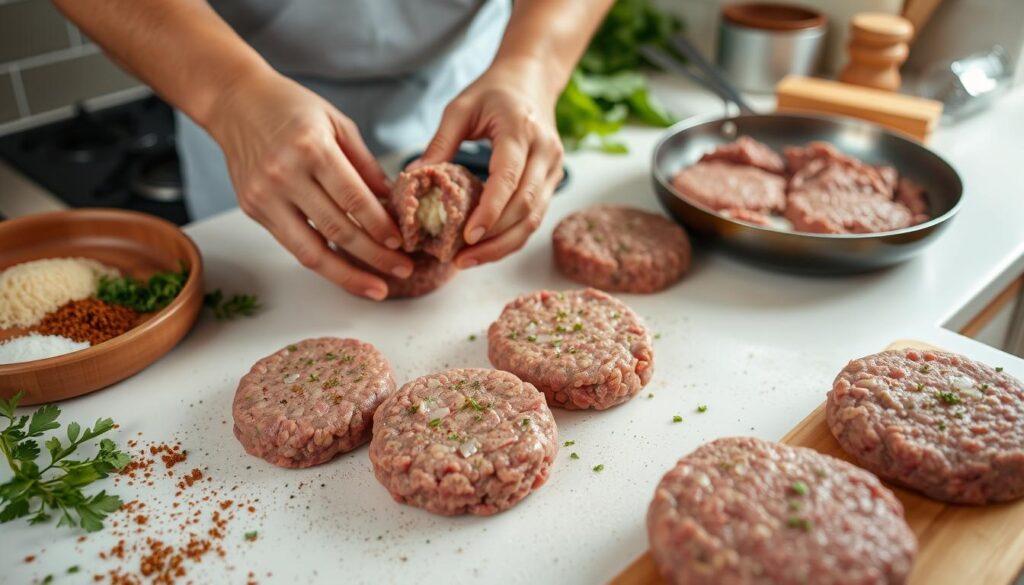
[[716, 3, 827, 93]]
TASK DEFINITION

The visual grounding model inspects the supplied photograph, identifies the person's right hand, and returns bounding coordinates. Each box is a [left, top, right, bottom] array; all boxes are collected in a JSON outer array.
[[206, 69, 412, 300]]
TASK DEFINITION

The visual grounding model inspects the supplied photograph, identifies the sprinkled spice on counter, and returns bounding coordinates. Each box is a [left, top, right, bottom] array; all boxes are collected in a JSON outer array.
[[0, 332, 89, 364], [35, 298, 138, 345]]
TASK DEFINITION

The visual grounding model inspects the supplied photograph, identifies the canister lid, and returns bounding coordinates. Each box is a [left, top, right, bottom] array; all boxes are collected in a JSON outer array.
[[722, 3, 826, 31]]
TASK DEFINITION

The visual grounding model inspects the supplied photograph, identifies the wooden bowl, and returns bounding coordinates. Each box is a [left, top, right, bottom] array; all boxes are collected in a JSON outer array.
[[0, 209, 203, 404]]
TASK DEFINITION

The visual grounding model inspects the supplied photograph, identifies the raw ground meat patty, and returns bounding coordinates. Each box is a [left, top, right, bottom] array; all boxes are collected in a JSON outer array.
[[647, 437, 916, 585], [368, 368, 558, 516], [672, 161, 786, 214], [233, 337, 396, 468], [341, 250, 457, 299], [487, 288, 653, 410], [699, 136, 785, 174], [388, 162, 483, 262], [827, 348, 1024, 504], [552, 205, 691, 294]]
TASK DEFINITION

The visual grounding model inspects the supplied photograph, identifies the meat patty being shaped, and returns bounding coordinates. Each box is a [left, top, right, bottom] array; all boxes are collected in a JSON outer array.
[[388, 162, 483, 262]]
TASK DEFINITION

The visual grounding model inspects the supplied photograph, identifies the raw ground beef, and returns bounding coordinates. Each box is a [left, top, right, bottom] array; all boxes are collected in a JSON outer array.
[[342, 250, 457, 299], [368, 368, 558, 516], [827, 348, 1024, 504], [552, 205, 691, 294], [487, 288, 653, 410], [670, 137, 931, 235], [232, 337, 396, 468], [699, 136, 785, 174], [647, 436, 916, 585], [671, 161, 786, 214], [388, 162, 482, 262]]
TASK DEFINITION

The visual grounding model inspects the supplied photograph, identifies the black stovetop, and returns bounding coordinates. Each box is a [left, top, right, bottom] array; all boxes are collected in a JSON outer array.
[[0, 96, 189, 225]]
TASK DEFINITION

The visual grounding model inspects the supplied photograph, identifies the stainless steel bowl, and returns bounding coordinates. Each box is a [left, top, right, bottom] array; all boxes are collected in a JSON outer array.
[[651, 113, 965, 274]]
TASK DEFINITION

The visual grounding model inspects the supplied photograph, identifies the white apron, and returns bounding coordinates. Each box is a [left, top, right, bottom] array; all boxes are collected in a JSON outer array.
[[178, 0, 510, 219]]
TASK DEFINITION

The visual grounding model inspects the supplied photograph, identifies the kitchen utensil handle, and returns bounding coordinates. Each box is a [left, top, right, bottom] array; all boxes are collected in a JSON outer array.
[[639, 45, 751, 115], [668, 34, 757, 115]]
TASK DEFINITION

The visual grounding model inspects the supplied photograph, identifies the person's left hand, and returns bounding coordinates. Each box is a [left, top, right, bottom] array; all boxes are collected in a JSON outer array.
[[413, 57, 564, 269]]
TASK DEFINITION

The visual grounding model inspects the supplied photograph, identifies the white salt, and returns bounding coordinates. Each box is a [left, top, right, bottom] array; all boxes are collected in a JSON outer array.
[[0, 333, 90, 365]]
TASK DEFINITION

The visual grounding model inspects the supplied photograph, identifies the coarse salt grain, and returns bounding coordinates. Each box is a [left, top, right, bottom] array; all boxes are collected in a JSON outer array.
[[0, 332, 90, 365]]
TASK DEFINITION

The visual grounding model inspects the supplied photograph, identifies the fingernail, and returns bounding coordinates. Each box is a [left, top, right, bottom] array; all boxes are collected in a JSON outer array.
[[457, 258, 479, 269], [391, 264, 413, 279], [366, 287, 387, 301], [466, 226, 486, 245], [385, 237, 402, 250]]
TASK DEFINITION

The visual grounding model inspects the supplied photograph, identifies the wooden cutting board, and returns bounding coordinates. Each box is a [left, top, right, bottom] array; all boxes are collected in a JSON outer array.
[[611, 340, 1024, 585]]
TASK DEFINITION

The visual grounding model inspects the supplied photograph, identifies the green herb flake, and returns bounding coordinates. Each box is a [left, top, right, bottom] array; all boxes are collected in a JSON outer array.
[[521, 418, 530, 428], [203, 289, 261, 320], [324, 352, 336, 360], [654, 333, 662, 340], [610, 312, 620, 319], [786, 517, 812, 531], [919, 364, 931, 373], [551, 340, 562, 349], [937, 421, 948, 432], [563, 440, 575, 447], [447, 432, 460, 441], [245, 531, 258, 542], [791, 481, 809, 496], [322, 377, 340, 390], [697, 404, 708, 413], [527, 335, 538, 343], [428, 418, 443, 429], [304, 358, 314, 366], [467, 334, 477, 342], [42, 576, 53, 585], [979, 383, 990, 391], [570, 452, 580, 460], [68, 566, 80, 574], [935, 391, 962, 405], [954, 411, 964, 419], [462, 397, 486, 412], [555, 325, 568, 333], [672, 415, 683, 423], [915, 383, 925, 392], [647, 393, 654, 399], [507, 331, 519, 340], [996, 367, 1004, 373], [308, 373, 319, 382], [592, 464, 605, 473], [407, 405, 419, 415], [556, 309, 568, 320], [787, 499, 801, 512], [287, 344, 298, 352], [573, 322, 584, 332]]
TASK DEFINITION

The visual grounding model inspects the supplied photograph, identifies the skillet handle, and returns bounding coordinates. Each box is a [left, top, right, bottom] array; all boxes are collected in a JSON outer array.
[[668, 34, 757, 115]]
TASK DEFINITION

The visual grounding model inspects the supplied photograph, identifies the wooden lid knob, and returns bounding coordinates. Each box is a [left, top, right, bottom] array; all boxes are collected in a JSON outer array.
[[851, 13, 914, 44]]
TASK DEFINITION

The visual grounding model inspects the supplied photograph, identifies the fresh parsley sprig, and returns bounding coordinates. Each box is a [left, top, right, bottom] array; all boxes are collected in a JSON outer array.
[[203, 289, 261, 320], [97, 264, 189, 313], [0, 392, 130, 532]]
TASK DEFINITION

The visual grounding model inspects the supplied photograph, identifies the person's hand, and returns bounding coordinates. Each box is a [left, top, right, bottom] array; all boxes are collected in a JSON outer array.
[[415, 57, 564, 268], [206, 69, 413, 300]]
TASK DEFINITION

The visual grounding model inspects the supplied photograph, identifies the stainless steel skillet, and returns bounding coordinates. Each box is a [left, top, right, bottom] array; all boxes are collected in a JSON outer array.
[[642, 37, 964, 275]]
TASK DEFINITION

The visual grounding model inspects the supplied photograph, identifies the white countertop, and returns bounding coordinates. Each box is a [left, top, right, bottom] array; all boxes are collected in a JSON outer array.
[[5, 80, 1024, 584]]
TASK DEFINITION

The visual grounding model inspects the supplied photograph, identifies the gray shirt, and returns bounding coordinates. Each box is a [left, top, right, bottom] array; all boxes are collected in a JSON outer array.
[[179, 0, 510, 219]]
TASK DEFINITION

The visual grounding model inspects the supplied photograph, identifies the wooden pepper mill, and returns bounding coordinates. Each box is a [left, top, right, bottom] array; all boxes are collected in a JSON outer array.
[[839, 13, 915, 92]]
